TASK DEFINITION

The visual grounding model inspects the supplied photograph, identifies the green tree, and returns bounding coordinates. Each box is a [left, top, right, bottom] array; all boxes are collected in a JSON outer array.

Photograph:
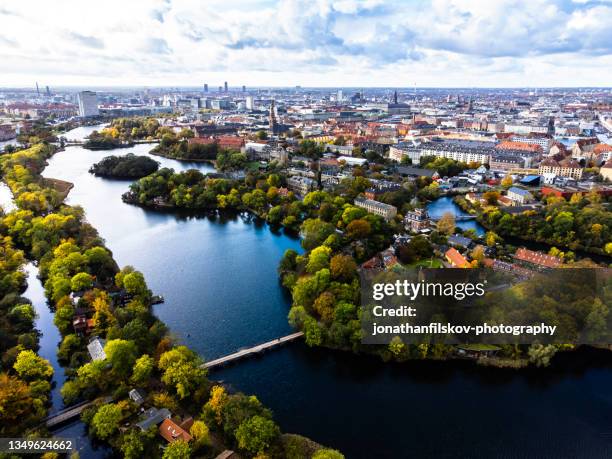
[[91, 403, 123, 440], [388, 336, 406, 357], [235, 415, 280, 455], [162, 440, 191, 459], [313, 449, 345, 459], [190, 420, 210, 448], [584, 298, 609, 343], [437, 212, 456, 235], [104, 339, 138, 378], [301, 219, 335, 251], [527, 344, 557, 367], [306, 246, 332, 274], [122, 271, 149, 298], [158, 346, 206, 399], [346, 219, 371, 240], [329, 254, 357, 282], [70, 272, 93, 292], [13, 350, 53, 381], [130, 354, 155, 385], [58, 334, 81, 362], [120, 430, 145, 459], [0, 373, 36, 435]]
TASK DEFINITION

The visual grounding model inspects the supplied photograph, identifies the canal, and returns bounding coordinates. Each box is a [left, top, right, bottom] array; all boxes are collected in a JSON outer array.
[[426, 196, 486, 236], [26, 127, 612, 458]]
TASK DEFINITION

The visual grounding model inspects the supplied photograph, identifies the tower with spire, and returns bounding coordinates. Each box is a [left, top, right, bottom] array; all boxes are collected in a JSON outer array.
[[269, 100, 279, 134]]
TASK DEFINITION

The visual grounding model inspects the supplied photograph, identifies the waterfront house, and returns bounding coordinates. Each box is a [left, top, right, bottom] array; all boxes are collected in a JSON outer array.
[[159, 418, 193, 443], [87, 336, 106, 361], [404, 208, 430, 232]]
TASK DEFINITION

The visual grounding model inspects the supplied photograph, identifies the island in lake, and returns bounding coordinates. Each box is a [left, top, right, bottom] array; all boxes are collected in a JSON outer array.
[[89, 153, 160, 179]]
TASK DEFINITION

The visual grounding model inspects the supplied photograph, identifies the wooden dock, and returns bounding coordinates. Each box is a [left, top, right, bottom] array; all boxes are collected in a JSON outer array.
[[203, 332, 304, 370], [43, 396, 113, 429]]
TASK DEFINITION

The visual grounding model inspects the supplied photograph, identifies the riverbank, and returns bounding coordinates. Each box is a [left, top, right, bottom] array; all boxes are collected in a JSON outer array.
[[149, 147, 217, 164], [449, 194, 611, 263]]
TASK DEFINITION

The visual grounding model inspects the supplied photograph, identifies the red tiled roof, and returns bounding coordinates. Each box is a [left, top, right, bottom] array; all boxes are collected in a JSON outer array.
[[594, 144, 612, 154], [495, 141, 542, 153], [514, 248, 561, 268], [159, 419, 192, 443], [445, 248, 469, 268]]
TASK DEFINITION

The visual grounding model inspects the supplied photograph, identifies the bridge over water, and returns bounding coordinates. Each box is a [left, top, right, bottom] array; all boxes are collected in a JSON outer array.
[[430, 214, 477, 221], [202, 332, 304, 371], [42, 396, 113, 429]]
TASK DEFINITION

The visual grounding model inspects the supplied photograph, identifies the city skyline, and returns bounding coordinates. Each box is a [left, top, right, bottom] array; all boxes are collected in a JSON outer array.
[[1, 0, 611, 88]]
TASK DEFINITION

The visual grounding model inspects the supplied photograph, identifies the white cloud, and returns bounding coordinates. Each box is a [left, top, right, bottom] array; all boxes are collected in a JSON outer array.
[[0, 0, 610, 87]]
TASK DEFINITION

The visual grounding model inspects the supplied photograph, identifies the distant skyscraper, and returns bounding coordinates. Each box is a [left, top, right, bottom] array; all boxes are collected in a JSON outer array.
[[246, 96, 254, 110], [337, 89, 343, 102], [393, 90, 398, 104], [242, 85, 246, 92], [204, 83, 208, 92], [224, 81, 228, 92], [218, 86, 223, 92], [46, 86, 51, 96], [77, 91, 99, 117]]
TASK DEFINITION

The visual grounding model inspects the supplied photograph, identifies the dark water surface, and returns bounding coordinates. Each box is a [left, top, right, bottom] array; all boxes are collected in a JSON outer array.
[[34, 131, 612, 458]]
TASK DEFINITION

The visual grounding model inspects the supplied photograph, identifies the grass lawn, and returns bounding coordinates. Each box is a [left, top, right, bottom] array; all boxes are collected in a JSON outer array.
[[405, 258, 444, 268]]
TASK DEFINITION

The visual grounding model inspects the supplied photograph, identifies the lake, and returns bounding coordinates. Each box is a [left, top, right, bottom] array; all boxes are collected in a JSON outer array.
[[31, 127, 612, 458]]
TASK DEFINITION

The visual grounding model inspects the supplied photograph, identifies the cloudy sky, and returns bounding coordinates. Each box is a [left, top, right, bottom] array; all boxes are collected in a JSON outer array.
[[0, 0, 611, 88]]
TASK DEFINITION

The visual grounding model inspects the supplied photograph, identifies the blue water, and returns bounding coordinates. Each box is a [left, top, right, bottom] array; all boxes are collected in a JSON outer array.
[[42, 143, 301, 360], [24, 264, 112, 458], [34, 129, 612, 458], [427, 196, 486, 236], [25, 263, 66, 414]]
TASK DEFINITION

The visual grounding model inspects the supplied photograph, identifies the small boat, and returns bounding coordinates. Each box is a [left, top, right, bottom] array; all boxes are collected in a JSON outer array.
[[151, 295, 165, 305]]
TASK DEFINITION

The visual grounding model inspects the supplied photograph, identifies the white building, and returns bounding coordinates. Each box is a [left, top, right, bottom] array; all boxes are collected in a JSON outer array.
[[87, 337, 106, 361], [354, 197, 397, 220], [77, 91, 99, 117], [338, 156, 368, 166], [246, 96, 254, 110], [506, 187, 534, 205]]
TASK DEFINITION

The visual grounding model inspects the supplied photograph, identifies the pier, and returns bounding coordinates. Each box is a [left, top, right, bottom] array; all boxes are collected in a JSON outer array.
[[203, 332, 304, 370]]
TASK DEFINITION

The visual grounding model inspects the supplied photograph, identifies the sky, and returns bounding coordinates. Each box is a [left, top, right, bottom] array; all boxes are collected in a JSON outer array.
[[0, 0, 611, 88]]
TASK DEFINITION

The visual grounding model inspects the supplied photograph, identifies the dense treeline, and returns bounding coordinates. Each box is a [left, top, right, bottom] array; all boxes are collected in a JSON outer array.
[[1, 144, 344, 458], [480, 192, 612, 256], [89, 153, 160, 179], [83, 118, 162, 150], [0, 211, 54, 435]]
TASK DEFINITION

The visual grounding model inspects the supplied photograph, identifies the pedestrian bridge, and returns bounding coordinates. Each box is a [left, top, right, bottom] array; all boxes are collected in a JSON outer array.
[[202, 332, 304, 371]]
